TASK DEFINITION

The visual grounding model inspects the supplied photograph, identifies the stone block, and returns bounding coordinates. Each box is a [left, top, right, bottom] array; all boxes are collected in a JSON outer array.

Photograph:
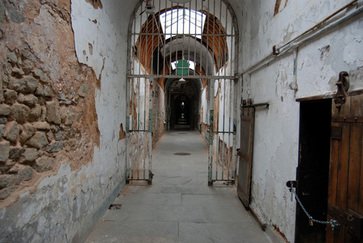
[[0, 124, 4, 137], [9, 146, 25, 160], [9, 76, 38, 94], [35, 84, 54, 97], [46, 100, 61, 124], [17, 94, 38, 107], [4, 89, 17, 105], [11, 103, 30, 124], [4, 121, 19, 143], [32, 68, 49, 83], [28, 104, 42, 122], [20, 123, 36, 144], [7, 4, 25, 23], [46, 130, 54, 141], [0, 104, 11, 116], [34, 156, 54, 172], [9, 164, 33, 181], [0, 77, 3, 103], [7, 52, 18, 64], [26, 131, 48, 149], [0, 140, 10, 162], [46, 141, 64, 153], [19, 166, 33, 181], [22, 60, 34, 74], [22, 148, 39, 162], [0, 174, 15, 189], [11, 67, 24, 78], [0, 117, 7, 124], [32, 121, 51, 130]]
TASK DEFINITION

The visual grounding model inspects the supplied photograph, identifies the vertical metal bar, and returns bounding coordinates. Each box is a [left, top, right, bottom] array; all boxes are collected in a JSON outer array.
[[208, 77, 214, 185], [199, 0, 203, 78], [205, 0, 210, 77], [151, 3, 155, 77], [126, 4, 135, 182], [220, 0, 224, 181], [149, 21, 156, 185], [208, 0, 215, 183], [193, 0, 197, 76], [188, 1, 191, 77], [128, 7, 136, 180], [227, 2, 232, 181], [163, 0, 167, 76], [229, 78, 233, 180], [148, 87, 153, 181], [212, 0, 217, 182], [169, 3, 173, 75], [127, 77, 131, 181], [139, 2, 143, 77], [156, 0, 161, 76], [230, 6, 237, 181]]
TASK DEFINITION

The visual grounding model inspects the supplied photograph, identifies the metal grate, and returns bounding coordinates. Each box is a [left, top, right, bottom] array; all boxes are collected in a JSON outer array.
[[127, 0, 239, 185]]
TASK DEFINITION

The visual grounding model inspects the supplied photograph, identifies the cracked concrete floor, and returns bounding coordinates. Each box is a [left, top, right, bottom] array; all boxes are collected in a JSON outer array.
[[86, 131, 275, 243]]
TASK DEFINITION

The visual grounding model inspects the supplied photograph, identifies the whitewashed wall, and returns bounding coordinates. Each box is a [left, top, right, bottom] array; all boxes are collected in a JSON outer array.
[[236, 0, 363, 241]]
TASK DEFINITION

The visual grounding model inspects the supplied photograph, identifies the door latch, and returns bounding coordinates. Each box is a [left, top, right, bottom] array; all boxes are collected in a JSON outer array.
[[286, 180, 297, 201]]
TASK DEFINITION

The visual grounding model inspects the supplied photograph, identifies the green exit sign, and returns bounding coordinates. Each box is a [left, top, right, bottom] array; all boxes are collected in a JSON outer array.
[[176, 59, 189, 76]]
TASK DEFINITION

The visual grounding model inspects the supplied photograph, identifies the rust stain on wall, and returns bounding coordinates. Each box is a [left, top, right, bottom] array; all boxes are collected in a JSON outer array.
[[119, 123, 126, 140], [274, 0, 289, 15], [85, 0, 103, 9], [0, 0, 100, 206]]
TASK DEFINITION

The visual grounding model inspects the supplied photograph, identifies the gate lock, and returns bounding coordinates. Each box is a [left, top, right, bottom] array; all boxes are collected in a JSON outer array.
[[286, 180, 341, 231]]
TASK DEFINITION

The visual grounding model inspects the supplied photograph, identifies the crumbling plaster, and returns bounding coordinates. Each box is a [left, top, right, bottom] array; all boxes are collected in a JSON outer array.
[[239, 0, 363, 242], [0, 0, 131, 242]]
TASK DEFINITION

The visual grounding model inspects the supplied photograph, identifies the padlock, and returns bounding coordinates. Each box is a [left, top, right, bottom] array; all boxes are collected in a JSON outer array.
[[309, 218, 314, 226]]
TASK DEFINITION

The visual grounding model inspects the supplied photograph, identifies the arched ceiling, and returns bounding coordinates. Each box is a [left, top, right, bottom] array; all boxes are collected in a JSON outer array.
[[134, 7, 229, 77]]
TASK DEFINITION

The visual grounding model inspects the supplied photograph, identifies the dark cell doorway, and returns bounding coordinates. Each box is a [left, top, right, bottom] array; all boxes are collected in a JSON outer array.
[[295, 99, 331, 243], [166, 78, 200, 131]]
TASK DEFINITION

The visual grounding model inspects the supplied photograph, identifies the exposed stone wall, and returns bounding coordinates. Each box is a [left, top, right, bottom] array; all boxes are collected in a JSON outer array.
[[0, 0, 129, 241], [0, 0, 99, 206]]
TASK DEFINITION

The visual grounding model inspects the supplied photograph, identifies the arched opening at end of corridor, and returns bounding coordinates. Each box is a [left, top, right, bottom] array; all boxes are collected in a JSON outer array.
[[126, 0, 239, 186]]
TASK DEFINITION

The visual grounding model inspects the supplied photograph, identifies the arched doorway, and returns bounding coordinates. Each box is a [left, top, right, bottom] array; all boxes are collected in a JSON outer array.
[[166, 77, 201, 130], [126, 0, 239, 185]]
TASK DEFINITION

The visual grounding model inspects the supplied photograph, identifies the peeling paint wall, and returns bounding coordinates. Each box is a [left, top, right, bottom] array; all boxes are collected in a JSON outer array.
[[152, 82, 166, 147], [238, 0, 363, 241], [0, 0, 131, 241]]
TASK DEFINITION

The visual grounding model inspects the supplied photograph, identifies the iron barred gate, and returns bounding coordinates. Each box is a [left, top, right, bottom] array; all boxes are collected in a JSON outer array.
[[127, 0, 239, 185]]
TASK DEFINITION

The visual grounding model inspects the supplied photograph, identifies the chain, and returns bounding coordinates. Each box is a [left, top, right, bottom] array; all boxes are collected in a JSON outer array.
[[290, 188, 340, 229]]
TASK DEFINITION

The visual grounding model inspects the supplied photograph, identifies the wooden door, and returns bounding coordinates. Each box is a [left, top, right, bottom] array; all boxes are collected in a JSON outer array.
[[237, 101, 255, 208], [327, 93, 363, 243]]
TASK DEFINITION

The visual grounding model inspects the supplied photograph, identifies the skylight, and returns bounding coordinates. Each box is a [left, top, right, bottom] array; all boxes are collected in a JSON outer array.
[[159, 8, 206, 39]]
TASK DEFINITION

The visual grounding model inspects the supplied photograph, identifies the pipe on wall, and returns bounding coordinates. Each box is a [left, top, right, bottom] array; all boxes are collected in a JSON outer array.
[[241, 0, 363, 76]]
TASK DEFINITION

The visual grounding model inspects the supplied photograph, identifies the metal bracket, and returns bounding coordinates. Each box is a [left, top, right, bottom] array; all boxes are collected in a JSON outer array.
[[241, 99, 269, 109], [286, 180, 297, 189], [334, 71, 350, 110]]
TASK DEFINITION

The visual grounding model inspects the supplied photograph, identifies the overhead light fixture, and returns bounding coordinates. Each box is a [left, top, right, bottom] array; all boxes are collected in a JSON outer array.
[[140, 0, 154, 15]]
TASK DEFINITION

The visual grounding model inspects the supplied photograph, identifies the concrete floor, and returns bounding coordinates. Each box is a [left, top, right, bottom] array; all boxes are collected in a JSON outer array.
[[86, 131, 275, 243]]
